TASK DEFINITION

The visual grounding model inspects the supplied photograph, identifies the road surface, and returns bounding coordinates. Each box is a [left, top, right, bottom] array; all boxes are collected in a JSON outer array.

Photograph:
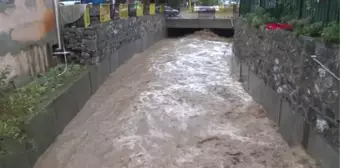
[[34, 32, 318, 168]]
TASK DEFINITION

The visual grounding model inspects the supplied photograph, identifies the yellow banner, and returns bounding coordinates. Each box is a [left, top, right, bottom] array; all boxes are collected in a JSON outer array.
[[149, 3, 155, 15], [119, 4, 128, 18], [219, 5, 224, 12], [84, 5, 90, 28], [159, 4, 165, 13], [136, 3, 144, 16], [100, 4, 111, 22]]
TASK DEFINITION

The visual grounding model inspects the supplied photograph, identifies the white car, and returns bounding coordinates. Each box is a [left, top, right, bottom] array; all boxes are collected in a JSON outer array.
[[59, 0, 81, 6], [194, 6, 215, 12]]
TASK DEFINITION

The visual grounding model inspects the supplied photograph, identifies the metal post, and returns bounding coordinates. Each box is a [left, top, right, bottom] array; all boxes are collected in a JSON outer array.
[[336, 1, 340, 23], [298, 0, 303, 19], [53, 0, 62, 50], [52, 0, 73, 58], [325, 0, 332, 24]]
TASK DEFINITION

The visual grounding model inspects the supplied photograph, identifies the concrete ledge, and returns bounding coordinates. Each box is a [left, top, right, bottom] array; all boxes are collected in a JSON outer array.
[[88, 57, 110, 94], [109, 50, 118, 73], [240, 62, 249, 91], [230, 53, 240, 78], [248, 72, 281, 124], [99, 54, 111, 84], [307, 128, 340, 168], [141, 35, 148, 51], [72, 72, 92, 111], [23, 104, 57, 165], [53, 84, 79, 134], [117, 44, 129, 66], [127, 40, 137, 59], [88, 65, 101, 94], [279, 99, 304, 146], [233, 59, 340, 168], [135, 38, 143, 53], [166, 18, 232, 29], [147, 33, 155, 48], [2, 71, 93, 168]]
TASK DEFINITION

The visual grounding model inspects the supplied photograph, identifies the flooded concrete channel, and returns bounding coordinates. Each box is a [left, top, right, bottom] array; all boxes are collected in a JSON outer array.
[[34, 31, 318, 168]]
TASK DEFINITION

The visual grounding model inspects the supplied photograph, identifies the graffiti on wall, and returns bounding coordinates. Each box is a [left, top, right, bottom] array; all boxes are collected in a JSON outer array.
[[0, 0, 56, 53], [0, 0, 56, 80], [0, 0, 85, 82]]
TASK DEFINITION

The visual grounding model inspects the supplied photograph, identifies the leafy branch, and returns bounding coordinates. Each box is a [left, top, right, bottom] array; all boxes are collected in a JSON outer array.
[[0, 64, 84, 152]]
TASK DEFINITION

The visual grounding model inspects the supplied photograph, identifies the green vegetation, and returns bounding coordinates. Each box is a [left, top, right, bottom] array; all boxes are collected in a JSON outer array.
[[286, 17, 330, 39], [0, 64, 85, 154], [245, 7, 340, 43], [245, 7, 276, 28], [321, 21, 340, 43]]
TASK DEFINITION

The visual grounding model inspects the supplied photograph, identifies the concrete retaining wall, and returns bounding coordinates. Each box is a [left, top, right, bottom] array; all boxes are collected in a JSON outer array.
[[88, 30, 166, 94], [64, 15, 166, 65], [0, 14, 166, 168], [63, 14, 166, 92], [232, 17, 339, 168]]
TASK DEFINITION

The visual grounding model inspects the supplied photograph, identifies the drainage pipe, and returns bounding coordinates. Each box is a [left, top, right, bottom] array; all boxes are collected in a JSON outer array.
[[52, 0, 71, 76]]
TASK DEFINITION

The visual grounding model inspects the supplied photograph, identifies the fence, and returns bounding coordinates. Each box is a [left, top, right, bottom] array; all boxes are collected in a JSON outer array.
[[239, 0, 339, 24], [73, 3, 165, 28]]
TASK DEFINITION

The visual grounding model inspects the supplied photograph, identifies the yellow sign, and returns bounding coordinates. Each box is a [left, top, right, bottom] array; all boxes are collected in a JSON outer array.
[[159, 4, 165, 13], [136, 3, 144, 16], [219, 5, 224, 12], [149, 3, 155, 15], [84, 5, 90, 28], [100, 4, 111, 22], [119, 4, 128, 18]]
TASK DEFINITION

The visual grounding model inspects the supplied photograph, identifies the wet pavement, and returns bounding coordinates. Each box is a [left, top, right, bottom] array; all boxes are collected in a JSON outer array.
[[34, 33, 318, 168]]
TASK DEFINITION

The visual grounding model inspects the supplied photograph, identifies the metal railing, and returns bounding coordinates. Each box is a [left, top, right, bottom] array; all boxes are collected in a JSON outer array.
[[71, 3, 165, 28], [187, 5, 235, 19], [239, 0, 339, 24]]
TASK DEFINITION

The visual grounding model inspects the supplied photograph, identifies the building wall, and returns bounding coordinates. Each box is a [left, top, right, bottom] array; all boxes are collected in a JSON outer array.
[[0, 0, 56, 81], [0, 0, 85, 84]]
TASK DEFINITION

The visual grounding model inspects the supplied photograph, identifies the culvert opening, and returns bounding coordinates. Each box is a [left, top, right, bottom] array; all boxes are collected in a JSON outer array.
[[167, 28, 234, 38]]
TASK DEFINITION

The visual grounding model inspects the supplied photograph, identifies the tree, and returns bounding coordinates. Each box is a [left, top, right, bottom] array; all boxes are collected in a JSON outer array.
[[167, 0, 181, 8]]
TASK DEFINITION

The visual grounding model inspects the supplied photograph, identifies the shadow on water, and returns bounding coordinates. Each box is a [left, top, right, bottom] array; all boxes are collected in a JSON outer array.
[[167, 28, 234, 38]]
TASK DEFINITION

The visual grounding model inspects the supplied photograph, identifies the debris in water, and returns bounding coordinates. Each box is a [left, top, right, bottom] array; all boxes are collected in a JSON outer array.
[[197, 136, 221, 144]]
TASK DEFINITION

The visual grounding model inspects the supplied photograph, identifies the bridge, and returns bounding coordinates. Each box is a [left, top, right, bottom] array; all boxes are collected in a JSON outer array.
[[166, 9, 233, 29]]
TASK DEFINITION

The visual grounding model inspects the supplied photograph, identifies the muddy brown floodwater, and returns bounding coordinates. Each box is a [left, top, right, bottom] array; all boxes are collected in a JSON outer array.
[[34, 32, 319, 168]]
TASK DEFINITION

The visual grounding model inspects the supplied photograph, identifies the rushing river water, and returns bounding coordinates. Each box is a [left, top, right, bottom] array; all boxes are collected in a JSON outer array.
[[34, 32, 318, 168]]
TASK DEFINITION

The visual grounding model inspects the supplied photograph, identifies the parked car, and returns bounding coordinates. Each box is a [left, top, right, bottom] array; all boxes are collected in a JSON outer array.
[[194, 5, 215, 12], [157, 6, 179, 17], [59, 0, 81, 5]]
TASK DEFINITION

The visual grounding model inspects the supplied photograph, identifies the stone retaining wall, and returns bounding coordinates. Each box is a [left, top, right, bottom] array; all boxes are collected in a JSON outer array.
[[232, 17, 339, 168], [63, 15, 166, 64]]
